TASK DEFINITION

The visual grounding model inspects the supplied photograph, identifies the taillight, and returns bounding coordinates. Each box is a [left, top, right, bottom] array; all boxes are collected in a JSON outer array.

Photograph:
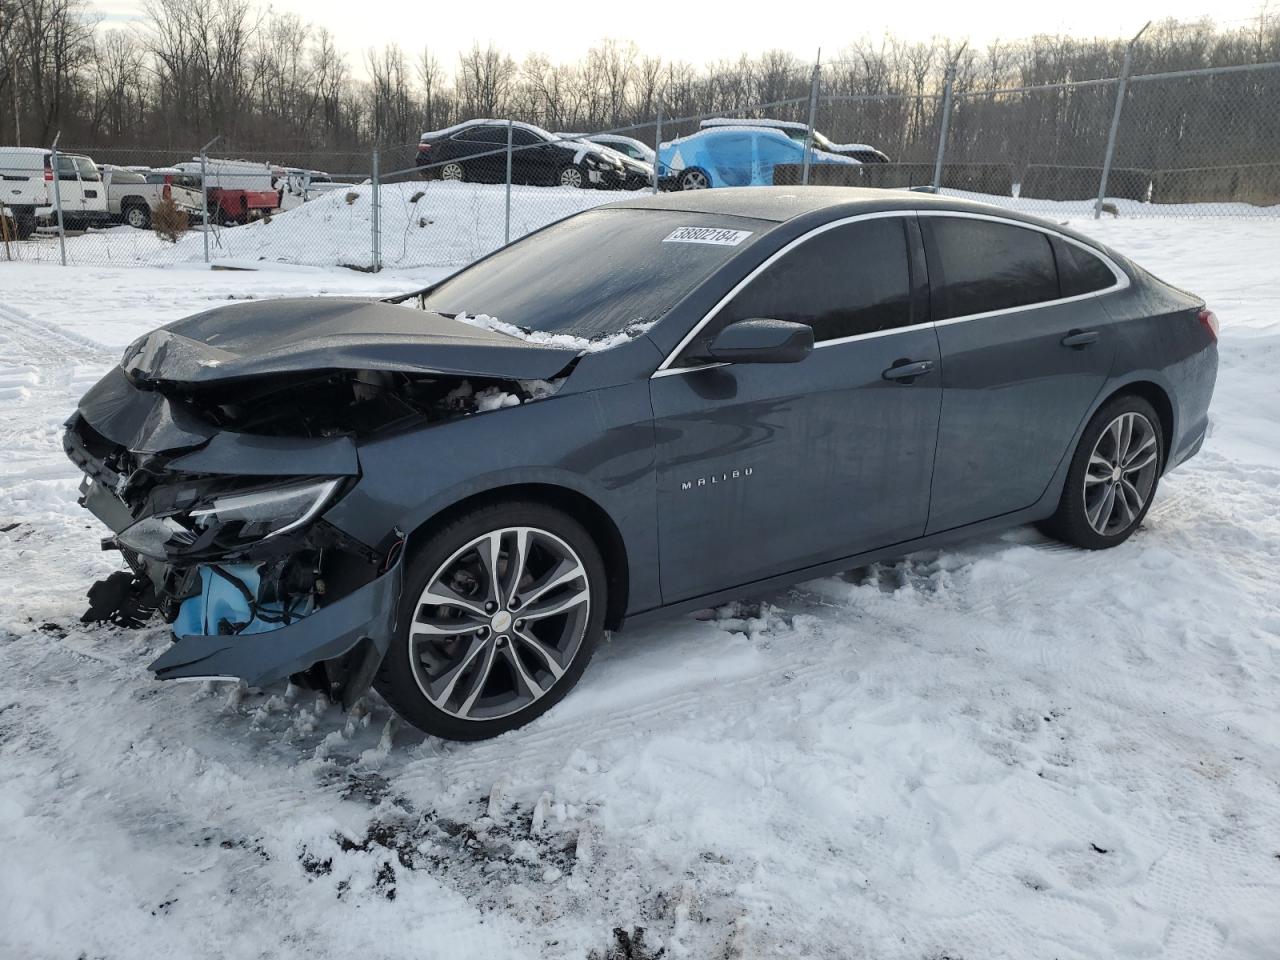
[[1197, 307, 1219, 341], [44, 166, 53, 182], [417, 142, 431, 154]]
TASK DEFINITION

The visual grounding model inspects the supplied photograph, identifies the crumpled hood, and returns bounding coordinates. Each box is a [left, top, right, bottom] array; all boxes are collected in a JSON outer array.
[[121, 297, 580, 385]]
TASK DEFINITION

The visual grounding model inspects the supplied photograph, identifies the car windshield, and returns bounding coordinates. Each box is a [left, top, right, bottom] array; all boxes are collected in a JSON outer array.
[[418, 208, 764, 340]]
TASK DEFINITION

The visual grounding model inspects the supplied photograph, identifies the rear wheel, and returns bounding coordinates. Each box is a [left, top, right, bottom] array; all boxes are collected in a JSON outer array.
[[440, 162, 465, 182], [1043, 394, 1164, 549], [375, 501, 606, 740], [678, 168, 710, 190], [124, 203, 151, 230]]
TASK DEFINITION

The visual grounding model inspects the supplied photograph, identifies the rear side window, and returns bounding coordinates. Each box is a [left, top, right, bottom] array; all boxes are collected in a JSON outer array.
[[926, 217, 1059, 320], [1054, 238, 1118, 296], [456, 126, 506, 144], [709, 217, 913, 344]]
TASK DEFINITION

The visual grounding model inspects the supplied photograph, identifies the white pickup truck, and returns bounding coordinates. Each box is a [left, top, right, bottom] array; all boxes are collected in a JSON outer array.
[[0, 146, 110, 237], [102, 166, 204, 229]]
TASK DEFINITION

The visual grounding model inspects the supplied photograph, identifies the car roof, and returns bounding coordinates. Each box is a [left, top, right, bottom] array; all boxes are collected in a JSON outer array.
[[603, 186, 1112, 246], [422, 118, 562, 141]]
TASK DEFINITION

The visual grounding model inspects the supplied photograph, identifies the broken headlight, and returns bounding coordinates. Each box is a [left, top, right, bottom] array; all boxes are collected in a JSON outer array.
[[189, 478, 344, 541]]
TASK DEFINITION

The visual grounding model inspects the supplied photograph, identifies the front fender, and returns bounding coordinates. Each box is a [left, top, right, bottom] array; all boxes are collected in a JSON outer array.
[[321, 382, 660, 614]]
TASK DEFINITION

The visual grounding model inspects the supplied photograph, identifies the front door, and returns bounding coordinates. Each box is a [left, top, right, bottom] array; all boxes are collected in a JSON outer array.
[[651, 215, 941, 603], [920, 214, 1120, 533]]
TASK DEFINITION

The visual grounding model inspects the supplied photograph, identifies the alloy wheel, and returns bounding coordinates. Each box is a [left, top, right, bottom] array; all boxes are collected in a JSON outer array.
[[559, 166, 584, 188], [126, 207, 148, 229], [1083, 411, 1159, 536], [408, 526, 591, 722], [680, 169, 710, 190], [441, 163, 464, 181]]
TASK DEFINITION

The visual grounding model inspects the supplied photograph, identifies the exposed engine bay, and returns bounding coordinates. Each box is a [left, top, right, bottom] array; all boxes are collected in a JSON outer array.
[[63, 295, 578, 705]]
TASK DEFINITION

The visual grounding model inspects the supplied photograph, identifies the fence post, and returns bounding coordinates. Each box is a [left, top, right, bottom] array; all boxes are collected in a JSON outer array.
[[932, 65, 957, 192], [1095, 21, 1150, 219], [371, 145, 381, 271], [505, 119, 513, 245], [199, 135, 218, 264], [653, 101, 664, 194], [801, 54, 821, 185], [50, 133, 67, 267]]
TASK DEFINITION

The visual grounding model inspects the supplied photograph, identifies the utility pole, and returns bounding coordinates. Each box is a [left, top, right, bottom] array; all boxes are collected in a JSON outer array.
[[1095, 21, 1151, 219], [50, 132, 66, 266], [932, 42, 967, 193], [199, 135, 219, 264], [801, 50, 821, 186]]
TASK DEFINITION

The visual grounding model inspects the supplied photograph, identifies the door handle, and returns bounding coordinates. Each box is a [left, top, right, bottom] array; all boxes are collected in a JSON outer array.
[[882, 358, 935, 382], [1061, 329, 1099, 349]]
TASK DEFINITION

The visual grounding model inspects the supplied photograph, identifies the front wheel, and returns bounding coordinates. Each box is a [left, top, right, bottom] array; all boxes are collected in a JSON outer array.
[[558, 165, 586, 189], [374, 501, 607, 740], [1043, 394, 1164, 549]]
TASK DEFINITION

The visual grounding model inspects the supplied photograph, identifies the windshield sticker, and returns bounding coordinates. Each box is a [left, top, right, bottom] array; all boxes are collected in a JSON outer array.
[[662, 226, 753, 246]]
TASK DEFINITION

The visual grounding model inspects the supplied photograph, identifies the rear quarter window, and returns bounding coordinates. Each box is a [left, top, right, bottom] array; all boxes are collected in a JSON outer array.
[[1053, 237, 1119, 296], [925, 217, 1059, 320]]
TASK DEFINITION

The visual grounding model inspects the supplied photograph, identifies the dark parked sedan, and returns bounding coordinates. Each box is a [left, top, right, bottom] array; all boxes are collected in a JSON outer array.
[[64, 188, 1218, 740], [417, 119, 625, 189]]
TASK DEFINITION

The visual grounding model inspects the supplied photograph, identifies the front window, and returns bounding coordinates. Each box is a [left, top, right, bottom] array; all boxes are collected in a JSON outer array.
[[417, 208, 765, 341], [678, 217, 914, 366]]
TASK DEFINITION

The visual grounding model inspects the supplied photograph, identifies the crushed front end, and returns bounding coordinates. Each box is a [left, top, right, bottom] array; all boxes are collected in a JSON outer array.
[[63, 365, 405, 704], [62, 298, 577, 705]]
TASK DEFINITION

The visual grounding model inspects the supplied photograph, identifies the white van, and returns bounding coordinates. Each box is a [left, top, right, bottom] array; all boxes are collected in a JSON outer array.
[[0, 147, 111, 237]]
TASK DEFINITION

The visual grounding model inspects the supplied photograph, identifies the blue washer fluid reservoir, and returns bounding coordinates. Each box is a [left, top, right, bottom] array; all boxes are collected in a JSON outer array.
[[174, 563, 315, 637]]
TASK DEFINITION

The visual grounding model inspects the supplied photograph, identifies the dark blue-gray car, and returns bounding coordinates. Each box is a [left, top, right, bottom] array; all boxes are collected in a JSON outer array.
[[64, 188, 1218, 740]]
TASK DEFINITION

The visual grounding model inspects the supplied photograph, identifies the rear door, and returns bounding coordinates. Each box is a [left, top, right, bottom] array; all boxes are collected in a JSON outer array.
[[708, 132, 755, 187], [454, 125, 507, 182], [920, 213, 1121, 533], [54, 154, 89, 218], [651, 214, 941, 602], [73, 157, 106, 215]]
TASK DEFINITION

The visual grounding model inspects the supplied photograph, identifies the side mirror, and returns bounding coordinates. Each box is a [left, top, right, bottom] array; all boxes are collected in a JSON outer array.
[[706, 318, 813, 365]]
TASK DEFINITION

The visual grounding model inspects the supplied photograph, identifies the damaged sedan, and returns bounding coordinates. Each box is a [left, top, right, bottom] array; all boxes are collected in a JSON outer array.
[[65, 188, 1218, 740]]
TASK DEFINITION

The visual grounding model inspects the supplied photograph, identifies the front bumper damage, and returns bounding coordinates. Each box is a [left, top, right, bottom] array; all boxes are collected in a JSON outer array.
[[150, 559, 401, 692], [63, 365, 402, 706], [63, 297, 580, 705]]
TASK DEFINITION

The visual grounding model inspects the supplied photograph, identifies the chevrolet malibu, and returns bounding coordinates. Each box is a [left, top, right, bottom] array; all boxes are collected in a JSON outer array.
[[64, 188, 1218, 740]]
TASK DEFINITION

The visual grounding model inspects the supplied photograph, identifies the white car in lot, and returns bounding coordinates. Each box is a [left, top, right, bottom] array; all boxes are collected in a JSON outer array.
[[0, 147, 110, 237]]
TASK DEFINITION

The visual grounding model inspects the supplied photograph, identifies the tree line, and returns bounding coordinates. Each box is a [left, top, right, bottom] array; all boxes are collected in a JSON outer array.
[[1, 0, 1277, 177]]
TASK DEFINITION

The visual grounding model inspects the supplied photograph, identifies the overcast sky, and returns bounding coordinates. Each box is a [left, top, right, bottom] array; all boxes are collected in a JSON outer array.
[[91, 0, 1268, 68]]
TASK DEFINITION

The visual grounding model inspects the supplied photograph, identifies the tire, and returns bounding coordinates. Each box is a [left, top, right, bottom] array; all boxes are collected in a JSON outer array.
[[678, 168, 711, 190], [374, 500, 607, 740], [440, 162, 465, 182], [1042, 393, 1164, 550], [558, 165, 586, 189], [124, 203, 150, 230]]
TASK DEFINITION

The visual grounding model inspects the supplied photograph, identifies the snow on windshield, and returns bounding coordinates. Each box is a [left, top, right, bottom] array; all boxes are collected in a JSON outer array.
[[453, 311, 655, 352]]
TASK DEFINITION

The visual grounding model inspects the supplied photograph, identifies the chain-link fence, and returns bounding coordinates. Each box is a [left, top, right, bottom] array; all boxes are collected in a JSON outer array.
[[3, 58, 1277, 272]]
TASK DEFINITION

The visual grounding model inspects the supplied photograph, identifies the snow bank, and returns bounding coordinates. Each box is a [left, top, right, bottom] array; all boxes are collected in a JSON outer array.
[[6, 181, 618, 270]]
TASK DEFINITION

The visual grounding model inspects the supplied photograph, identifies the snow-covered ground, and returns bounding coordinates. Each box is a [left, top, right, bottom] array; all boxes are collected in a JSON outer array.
[[1, 219, 1278, 960], [4, 181, 619, 270], [5, 179, 1275, 273]]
